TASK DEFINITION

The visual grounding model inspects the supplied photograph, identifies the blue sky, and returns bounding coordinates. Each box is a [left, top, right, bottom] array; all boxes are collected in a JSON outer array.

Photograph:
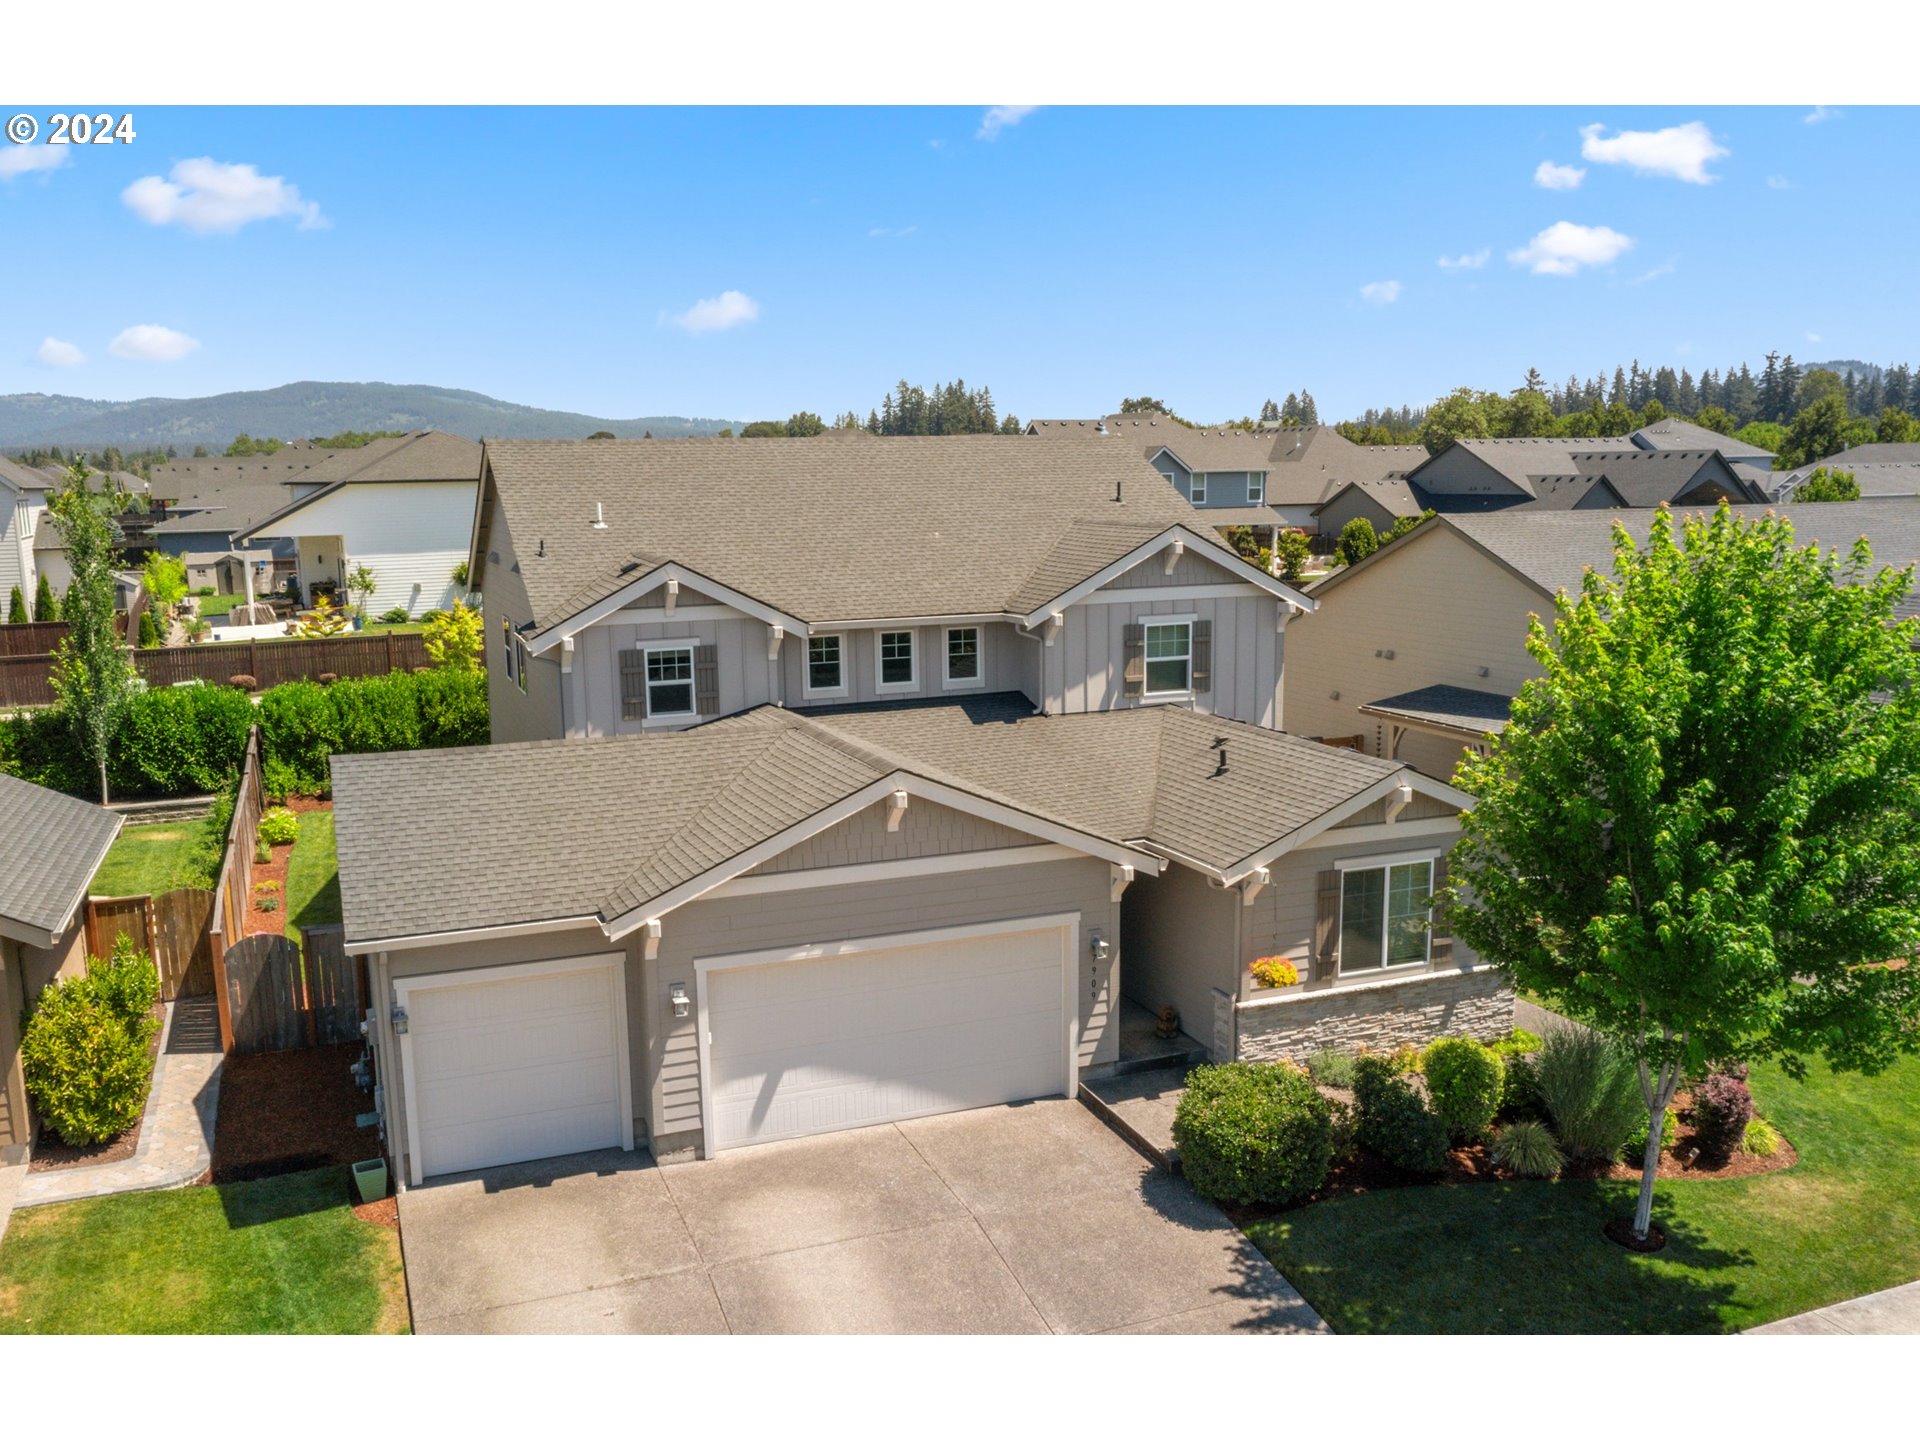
[[1, 105, 1912, 424]]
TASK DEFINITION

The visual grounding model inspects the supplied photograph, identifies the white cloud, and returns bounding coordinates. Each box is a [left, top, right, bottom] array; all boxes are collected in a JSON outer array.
[[1767, 174, 1792, 190], [35, 336, 85, 367], [868, 225, 918, 238], [121, 157, 324, 234], [665, 290, 760, 334], [976, 106, 1039, 141], [1508, 221, 1634, 276], [1806, 331, 1823, 343], [108, 324, 199, 361], [1805, 106, 1841, 124], [1627, 259, 1678, 285], [1437, 248, 1490, 270], [1579, 122, 1728, 184], [1533, 160, 1585, 190], [1359, 280, 1402, 306], [0, 145, 67, 180]]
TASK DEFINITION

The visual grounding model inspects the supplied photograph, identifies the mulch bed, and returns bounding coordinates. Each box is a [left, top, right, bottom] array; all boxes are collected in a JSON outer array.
[[1592, 1089, 1798, 1182], [27, 1001, 167, 1173], [353, 1195, 399, 1229], [241, 796, 331, 940], [209, 1040, 381, 1184]]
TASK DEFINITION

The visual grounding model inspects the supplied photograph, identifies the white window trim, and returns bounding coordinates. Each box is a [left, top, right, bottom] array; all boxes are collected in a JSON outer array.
[[1140, 614, 1197, 700], [1336, 853, 1437, 977], [1248, 473, 1266, 505], [641, 640, 698, 723], [803, 632, 848, 698], [874, 629, 919, 694], [1190, 472, 1208, 505], [942, 625, 985, 690]]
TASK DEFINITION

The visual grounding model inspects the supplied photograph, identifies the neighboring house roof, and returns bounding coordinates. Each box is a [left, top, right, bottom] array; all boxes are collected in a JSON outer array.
[[0, 774, 122, 946], [1632, 417, 1775, 461], [332, 693, 1454, 947], [1803, 443, 1920, 468], [231, 430, 482, 542], [1776, 462, 1920, 500], [0, 455, 53, 494], [1357, 684, 1513, 738], [147, 476, 297, 539], [1364, 444, 1764, 516], [1147, 430, 1275, 476], [1265, 427, 1426, 507], [479, 435, 1303, 638], [1313, 477, 1428, 520], [1186, 505, 1294, 530], [1559, 450, 1755, 508]]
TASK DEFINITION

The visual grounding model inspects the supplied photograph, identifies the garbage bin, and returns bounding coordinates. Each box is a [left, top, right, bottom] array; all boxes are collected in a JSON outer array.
[[351, 1157, 389, 1204]]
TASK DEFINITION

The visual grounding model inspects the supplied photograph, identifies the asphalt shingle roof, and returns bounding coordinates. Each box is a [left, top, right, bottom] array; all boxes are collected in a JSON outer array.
[[482, 435, 1221, 631], [0, 774, 122, 941], [1358, 684, 1514, 736], [332, 695, 1417, 945], [1265, 428, 1427, 507], [1633, 417, 1776, 459], [233, 431, 481, 540]]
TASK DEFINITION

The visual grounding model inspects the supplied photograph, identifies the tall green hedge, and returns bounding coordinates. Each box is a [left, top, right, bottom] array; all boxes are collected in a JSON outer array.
[[0, 668, 487, 800]]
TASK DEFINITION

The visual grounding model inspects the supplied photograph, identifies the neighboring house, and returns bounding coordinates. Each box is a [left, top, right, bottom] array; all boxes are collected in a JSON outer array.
[[0, 456, 53, 611], [1315, 436, 1769, 530], [1284, 498, 1920, 781], [0, 775, 122, 1161], [330, 434, 1506, 1186], [230, 431, 482, 616], [1630, 416, 1777, 470], [143, 470, 299, 583], [1773, 443, 1920, 500]]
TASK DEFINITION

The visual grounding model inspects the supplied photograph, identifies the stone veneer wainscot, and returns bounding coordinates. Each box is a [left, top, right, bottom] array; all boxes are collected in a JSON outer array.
[[1236, 966, 1513, 1063]]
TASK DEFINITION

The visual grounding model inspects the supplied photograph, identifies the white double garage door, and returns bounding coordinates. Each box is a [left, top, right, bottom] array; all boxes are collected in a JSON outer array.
[[398, 917, 1077, 1182]]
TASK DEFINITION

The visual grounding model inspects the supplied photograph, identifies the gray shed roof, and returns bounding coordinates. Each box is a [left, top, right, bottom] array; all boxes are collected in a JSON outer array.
[[0, 774, 122, 945], [478, 435, 1272, 632], [1359, 684, 1513, 736], [332, 695, 1436, 946]]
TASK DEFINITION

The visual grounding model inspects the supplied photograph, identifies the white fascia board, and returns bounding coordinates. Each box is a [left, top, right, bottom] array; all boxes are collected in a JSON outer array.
[[528, 562, 806, 655], [1218, 770, 1434, 883], [1018, 525, 1314, 628], [600, 770, 1161, 939]]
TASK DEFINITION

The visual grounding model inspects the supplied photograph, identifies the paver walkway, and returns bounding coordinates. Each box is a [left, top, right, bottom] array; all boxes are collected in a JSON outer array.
[[1748, 1279, 1920, 1335], [13, 997, 223, 1209]]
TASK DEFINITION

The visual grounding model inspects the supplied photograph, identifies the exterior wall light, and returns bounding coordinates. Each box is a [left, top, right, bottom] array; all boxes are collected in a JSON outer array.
[[1090, 931, 1111, 963], [670, 982, 691, 1019]]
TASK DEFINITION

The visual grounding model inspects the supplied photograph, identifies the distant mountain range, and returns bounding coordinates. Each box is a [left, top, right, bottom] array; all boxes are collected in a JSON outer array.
[[0, 381, 742, 449]]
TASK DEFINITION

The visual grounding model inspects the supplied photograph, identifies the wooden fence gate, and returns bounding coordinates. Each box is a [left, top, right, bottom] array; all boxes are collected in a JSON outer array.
[[221, 925, 366, 1055], [84, 888, 217, 1000]]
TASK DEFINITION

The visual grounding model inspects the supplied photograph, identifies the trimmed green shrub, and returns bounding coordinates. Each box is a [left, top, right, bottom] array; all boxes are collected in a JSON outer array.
[[257, 806, 299, 845], [33, 574, 59, 622], [1623, 1104, 1678, 1162], [137, 608, 161, 648], [1741, 1115, 1781, 1158], [379, 607, 411, 625], [6, 586, 25, 625], [1335, 517, 1380, 567], [1488, 1027, 1542, 1059], [87, 934, 161, 1030], [19, 975, 156, 1145], [1304, 1049, 1357, 1089], [1534, 1025, 1644, 1162], [1352, 1055, 1448, 1173], [1692, 1072, 1753, 1165], [1491, 1120, 1564, 1178], [1172, 1062, 1336, 1205], [1421, 1036, 1504, 1141], [1386, 1043, 1423, 1075], [1497, 1050, 1546, 1123]]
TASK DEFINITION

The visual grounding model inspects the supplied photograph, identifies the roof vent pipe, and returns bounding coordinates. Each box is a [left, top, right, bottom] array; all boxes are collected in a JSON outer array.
[[591, 502, 608, 529]]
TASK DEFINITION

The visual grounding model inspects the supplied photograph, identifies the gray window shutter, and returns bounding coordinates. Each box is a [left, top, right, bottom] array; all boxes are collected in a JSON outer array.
[[694, 644, 720, 715], [1314, 869, 1340, 980], [619, 648, 646, 721], [1192, 619, 1212, 695], [1428, 856, 1452, 964], [1122, 623, 1145, 698]]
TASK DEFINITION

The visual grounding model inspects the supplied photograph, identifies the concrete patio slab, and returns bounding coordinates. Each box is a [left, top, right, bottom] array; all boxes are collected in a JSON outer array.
[[1748, 1278, 1920, 1335], [658, 1123, 969, 1266], [709, 1215, 1049, 1334]]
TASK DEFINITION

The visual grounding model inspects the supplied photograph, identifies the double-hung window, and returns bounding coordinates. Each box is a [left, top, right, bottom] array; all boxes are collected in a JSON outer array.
[[1338, 858, 1434, 973], [944, 626, 982, 688], [1142, 620, 1193, 696], [502, 620, 528, 693], [876, 630, 917, 691], [1190, 472, 1208, 505], [1248, 473, 1265, 505], [806, 634, 846, 696], [644, 644, 695, 719]]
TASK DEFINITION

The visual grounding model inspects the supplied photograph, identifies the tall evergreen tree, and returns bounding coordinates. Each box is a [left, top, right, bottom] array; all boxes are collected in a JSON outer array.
[[33, 573, 57, 622], [1259, 398, 1280, 423]]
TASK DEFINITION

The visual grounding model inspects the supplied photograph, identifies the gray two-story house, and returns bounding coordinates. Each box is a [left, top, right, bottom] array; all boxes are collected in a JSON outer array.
[[329, 435, 1504, 1186]]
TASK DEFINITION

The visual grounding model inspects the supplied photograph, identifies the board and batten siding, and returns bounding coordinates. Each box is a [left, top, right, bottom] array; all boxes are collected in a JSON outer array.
[[1118, 862, 1241, 1060], [481, 493, 567, 744], [781, 620, 1029, 711], [1284, 524, 1544, 775], [742, 794, 1044, 875], [1151, 457, 1268, 510], [264, 480, 478, 617], [569, 612, 773, 736], [1044, 593, 1281, 726]]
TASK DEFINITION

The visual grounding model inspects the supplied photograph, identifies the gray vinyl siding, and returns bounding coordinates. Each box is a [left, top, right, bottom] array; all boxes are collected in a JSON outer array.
[[1313, 488, 1400, 540], [1096, 548, 1243, 592], [743, 795, 1042, 875], [570, 614, 773, 736], [1406, 445, 1525, 499], [782, 621, 1029, 710], [0, 495, 27, 603], [1044, 594, 1282, 726], [1333, 790, 1456, 828], [1151, 456, 1269, 510], [1118, 862, 1240, 1049], [482, 495, 565, 744], [1284, 524, 1542, 774], [648, 853, 1119, 1148]]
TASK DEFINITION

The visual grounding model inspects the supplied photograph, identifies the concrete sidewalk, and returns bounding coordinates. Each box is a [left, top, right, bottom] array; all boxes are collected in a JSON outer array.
[[0, 1161, 23, 1245], [1748, 1279, 1920, 1335]]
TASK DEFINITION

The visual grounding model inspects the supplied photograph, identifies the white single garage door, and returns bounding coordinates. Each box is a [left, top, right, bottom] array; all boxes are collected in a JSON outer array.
[[398, 955, 630, 1183], [702, 919, 1073, 1152]]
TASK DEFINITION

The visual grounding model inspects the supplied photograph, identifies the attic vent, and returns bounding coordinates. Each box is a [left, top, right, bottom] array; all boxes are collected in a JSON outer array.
[[590, 502, 608, 529], [1211, 737, 1228, 777], [618, 560, 643, 575], [1113, 480, 1123, 503]]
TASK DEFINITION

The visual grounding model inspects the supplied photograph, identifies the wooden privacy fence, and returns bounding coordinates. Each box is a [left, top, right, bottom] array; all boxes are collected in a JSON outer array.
[[208, 727, 266, 1052], [221, 926, 366, 1055], [0, 630, 432, 707], [0, 621, 69, 656], [84, 887, 216, 1000]]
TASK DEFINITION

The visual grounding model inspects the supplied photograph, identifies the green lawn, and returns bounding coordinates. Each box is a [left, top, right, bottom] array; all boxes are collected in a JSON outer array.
[[285, 808, 340, 946], [90, 823, 206, 897], [0, 1167, 407, 1334], [195, 592, 247, 619], [1243, 1052, 1920, 1333]]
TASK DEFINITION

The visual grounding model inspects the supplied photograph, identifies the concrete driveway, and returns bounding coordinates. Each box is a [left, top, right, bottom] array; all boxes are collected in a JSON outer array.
[[398, 1097, 1327, 1335]]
